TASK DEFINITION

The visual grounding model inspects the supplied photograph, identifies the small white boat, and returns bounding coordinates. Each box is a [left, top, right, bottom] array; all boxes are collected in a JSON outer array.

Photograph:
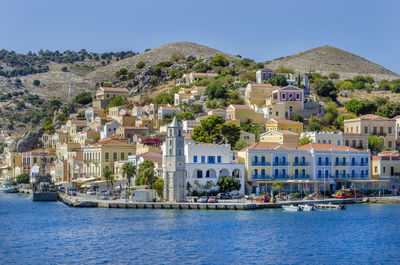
[[299, 204, 315, 211], [282, 205, 301, 211], [314, 203, 345, 210], [0, 182, 18, 193]]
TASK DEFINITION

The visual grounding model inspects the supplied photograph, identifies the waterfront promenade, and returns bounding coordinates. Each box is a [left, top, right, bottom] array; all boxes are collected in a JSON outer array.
[[59, 193, 360, 210]]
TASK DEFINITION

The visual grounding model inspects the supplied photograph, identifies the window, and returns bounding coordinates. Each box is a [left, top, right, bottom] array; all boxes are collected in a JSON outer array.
[[128, 152, 132, 156], [295, 128, 299, 133], [352, 157, 355, 166], [388, 127, 392, 134], [318, 170, 322, 178], [261, 156, 266, 164], [296, 93, 300, 99], [113, 152, 117, 161], [383, 167, 386, 173], [335, 170, 339, 178], [34, 157, 37, 164], [254, 169, 258, 176], [294, 157, 299, 164], [193, 156, 198, 163], [318, 157, 322, 165], [201, 156, 205, 163], [261, 169, 265, 176], [325, 157, 329, 165], [217, 156, 221, 163], [352, 170, 355, 178], [121, 152, 125, 160], [105, 152, 109, 160], [364, 126, 368, 134], [301, 169, 306, 176], [295, 169, 299, 176], [335, 157, 339, 165], [374, 166, 377, 173], [282, 94, 286, 99], [274, 169, 279, 177]]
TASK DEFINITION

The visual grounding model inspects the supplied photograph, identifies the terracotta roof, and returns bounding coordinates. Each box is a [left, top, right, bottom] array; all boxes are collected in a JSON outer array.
[[279, 85, 302, 91], [298, 143, 360, 152], [143, 156, 162, 164], [189, 72, 218, 76], [140, 151, 162, 156], [22, 149, 56, 155], [160, 106, 181, 110], [95, 139, 133, 146], [121, 126, 149, 130], [70, 120, 87, 126], [392, 115, 400, 120], [240, 142, 292, 152], [261, 130, 298, 136], [267, 119, 301, 124], [100, 87, 129, 93], [229, 104, 252, 110], [378, 150, 400, 157]]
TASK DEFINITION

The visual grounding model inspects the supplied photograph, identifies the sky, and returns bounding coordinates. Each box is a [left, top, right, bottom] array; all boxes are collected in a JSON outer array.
[[1, 0, 399, 73]]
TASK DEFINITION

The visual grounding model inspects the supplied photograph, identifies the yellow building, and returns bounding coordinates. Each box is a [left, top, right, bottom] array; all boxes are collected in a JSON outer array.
[[265, 119, 303, 134], [371, 150, 400, 180], [245, 83, 279, 106], [135, 118, 155, 131], [226, 104, 266, 126], [82, 138, 136, 179], [239, 130, 256, 146], [108, 106, 128, 119], [22, 149, 57, 175], [2, 152, 22, 178], [116, 113, 137, 126], [260, 130, 299, 149]]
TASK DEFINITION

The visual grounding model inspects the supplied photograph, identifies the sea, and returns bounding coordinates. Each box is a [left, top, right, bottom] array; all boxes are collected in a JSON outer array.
[[0, 192, 399, 265]]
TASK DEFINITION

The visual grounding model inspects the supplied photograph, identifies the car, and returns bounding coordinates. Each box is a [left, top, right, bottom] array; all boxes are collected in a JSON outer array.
[[217, 193, 232, 200], [87, 189, 96, 195], [199, 196, 208, 203], [112, 193, 120, 200], [336, 193, 349, 199], [57, 187, 66, 193], [254, 195, 269, 203], [100, 194, 110, 200], [208, 196, 218, 203]]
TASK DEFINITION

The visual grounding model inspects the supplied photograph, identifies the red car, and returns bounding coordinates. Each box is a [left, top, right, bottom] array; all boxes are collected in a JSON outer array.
[[254, 195, 269, 203], [208, 196, 218, 203], [336, 193, 349, 199]]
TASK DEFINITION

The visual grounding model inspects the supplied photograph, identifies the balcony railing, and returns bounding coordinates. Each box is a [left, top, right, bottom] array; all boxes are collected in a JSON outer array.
[[272, 162, 289, 166], [335, 162, 348, 166], [317, 162, 331, 166], [252, 162, 271, 166], [252, 175, 271, 180], [317, 174, 332, 179], [292, 175, 311, 179], [293, 162, 309, 166], [273, 175, 291, 179]]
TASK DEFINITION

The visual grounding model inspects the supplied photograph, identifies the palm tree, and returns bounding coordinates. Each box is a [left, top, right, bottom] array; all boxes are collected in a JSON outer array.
[[102, 166, 113, 192], [122, 162, 136, 198], [137, 160, 156, 189], [273, 181, 284, 198]]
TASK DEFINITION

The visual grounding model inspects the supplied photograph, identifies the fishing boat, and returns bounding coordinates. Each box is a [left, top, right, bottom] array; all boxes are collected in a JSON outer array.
[[0, 182, 18, 193], [299, 204, 315, 211], [314, 203, 345, 210], [282, 205, 301, 211]]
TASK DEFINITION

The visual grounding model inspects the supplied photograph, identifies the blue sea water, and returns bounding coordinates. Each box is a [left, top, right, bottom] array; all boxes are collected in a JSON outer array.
[[0, 193, 400, 265]]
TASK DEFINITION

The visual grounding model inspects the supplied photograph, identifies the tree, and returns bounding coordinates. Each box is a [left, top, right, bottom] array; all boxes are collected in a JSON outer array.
[[267, 75, 288, 87], [345, 99, 376, 116], [137, 160, 156, 188], [206, 78, 228, 99], [313, 80, 337, 100], [16, 173, 30, 184], [122, 162, 136, 198], [108, 95, 124, 108], [61, 66, 68, 72], [73, 91, 92, 105], [217, 176, 241, 193], [136, 61, 145, 69], [274, 66, 294, 74], [334, 113, 356, 130], [193, 62, 209, 73], [273, 181, 284, 197], [115, 68, 128, 78], [328, 72, 340, 80], [299, 136, 312, 146], [33, 80, 40, 86], [153, 178, 164, 198], [291, 113, 304, 122], [376, 102, 400, 118], [308, 116, 322, 131], [102, 166, 113, 192], [210, 54, 229, 67], [191, 115, 241, 147], [233, 140, 248, 151], [238, 72, 256, 82], [368, 135, 384, 153]]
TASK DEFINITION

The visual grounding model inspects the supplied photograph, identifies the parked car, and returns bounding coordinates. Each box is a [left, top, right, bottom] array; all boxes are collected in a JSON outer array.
[[57, 187, 66, 193], [100, 194, 110, 200], [112, 193, 120, 200], [199, 196, 208, 203], [217, 193, 232, 200], [208, 196, 218, 203], [87, 189, 96, 195], [254, 195, 269, 203]]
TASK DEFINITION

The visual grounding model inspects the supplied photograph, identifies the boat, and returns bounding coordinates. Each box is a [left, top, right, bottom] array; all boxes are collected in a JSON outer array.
[[282, 205, 301, 211], [314, 203, 345, 210], [32, 158, 58, 201], [0, 182, 18, 193], [299, 204, 315, 211]]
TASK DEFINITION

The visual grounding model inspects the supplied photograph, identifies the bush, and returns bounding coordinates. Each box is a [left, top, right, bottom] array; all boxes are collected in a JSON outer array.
[[33, 80, 40, 86], [115, 68, 128, 78], [108, 95, 124, 108], [267, 75, 288, 87], [274, 66, 294, 74], [193, 62, 209, 73], [136, 61, 145, 69], [61, 66, 68, 72], [73, 91, 92, 105], [238, 72, 256, 82], [292, 113, 304, 122], [16, 173, 30, 184], [210, 54, 229, 67]]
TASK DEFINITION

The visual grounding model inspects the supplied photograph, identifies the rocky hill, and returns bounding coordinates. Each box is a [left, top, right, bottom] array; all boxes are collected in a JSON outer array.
[[86, 42, 239, 82], [265, 45, 399, 81]]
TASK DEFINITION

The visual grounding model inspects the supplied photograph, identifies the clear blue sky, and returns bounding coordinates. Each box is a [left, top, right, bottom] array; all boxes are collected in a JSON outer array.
[[1, 0, 399, 73]]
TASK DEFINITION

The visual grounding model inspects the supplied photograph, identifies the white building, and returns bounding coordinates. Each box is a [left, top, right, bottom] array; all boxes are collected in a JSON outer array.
[[100, 120, 121, 139], [301, 131, 343, 146], [182, 120, 200, 133], [184, 139, 245, 194]]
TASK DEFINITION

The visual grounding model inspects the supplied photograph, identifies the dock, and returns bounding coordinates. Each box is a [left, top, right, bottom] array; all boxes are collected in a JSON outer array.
[[59, 194, 359, 210]]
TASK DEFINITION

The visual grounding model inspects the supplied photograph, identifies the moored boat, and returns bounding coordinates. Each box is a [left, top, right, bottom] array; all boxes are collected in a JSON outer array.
[[314, 203, 345, 210], [0, 182, 18, 193], [299, 204, 315, 211], [282, 204, 301, 211]]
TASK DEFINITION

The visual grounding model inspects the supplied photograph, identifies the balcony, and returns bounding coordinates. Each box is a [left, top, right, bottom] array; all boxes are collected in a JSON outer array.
[[335, 162, 348, 166], [292, 175, 311, 179], [372, 132, 386, 137], [317, 174, 332, 179], [272, 162, 289, 166], [333, 174, 351, 179], [293, 162, 309, 166], [350, 163, 368, 167], [251, 161, 271, 166], [273, 175, 291, 179], [317, 162, 331, 166], [252, 175, 271, 180]]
